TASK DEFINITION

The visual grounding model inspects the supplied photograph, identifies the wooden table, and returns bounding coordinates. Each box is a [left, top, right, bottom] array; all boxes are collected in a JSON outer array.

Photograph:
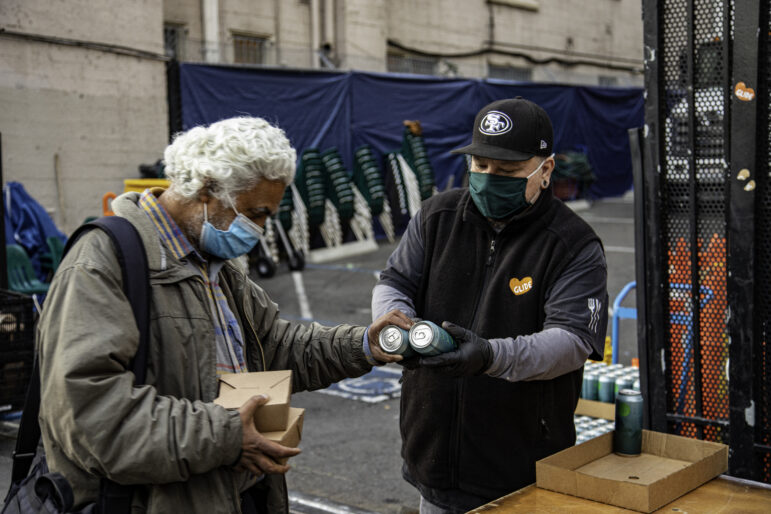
[[469, 475, 771, 513]]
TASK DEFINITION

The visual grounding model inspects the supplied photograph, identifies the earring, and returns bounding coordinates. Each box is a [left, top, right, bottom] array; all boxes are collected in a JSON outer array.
[[542, 180, 549, 188]]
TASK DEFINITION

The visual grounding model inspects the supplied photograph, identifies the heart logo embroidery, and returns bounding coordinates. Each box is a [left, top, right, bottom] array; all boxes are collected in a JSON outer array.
[[509, 276, 533, 296], [734, 82, 755, 102]]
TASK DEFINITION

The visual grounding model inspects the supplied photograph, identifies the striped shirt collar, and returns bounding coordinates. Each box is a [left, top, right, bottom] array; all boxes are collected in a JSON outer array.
[[138, 188, 202, 261]]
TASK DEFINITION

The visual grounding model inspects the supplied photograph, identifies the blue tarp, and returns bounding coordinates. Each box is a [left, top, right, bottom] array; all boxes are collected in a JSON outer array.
[[4, 182, 67, 281], [180, 64, 644, 199]]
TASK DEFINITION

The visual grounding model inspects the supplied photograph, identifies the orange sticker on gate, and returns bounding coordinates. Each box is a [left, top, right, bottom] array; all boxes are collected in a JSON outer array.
[[734, 82, 755, 101]]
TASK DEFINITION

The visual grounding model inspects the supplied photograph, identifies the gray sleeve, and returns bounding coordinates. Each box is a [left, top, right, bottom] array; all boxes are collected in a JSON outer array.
[[485, 240, 608, 381], [371, 210, 424, 322]]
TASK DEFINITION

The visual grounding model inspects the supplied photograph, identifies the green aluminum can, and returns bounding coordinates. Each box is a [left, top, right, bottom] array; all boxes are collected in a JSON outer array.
[[598, 373, 616, 403], [614, 375, 635, 398], [614, 389, 643, 456], [378, 325, 413, 357], [582, 372, 599, 400], [408, 320, 457, 356]]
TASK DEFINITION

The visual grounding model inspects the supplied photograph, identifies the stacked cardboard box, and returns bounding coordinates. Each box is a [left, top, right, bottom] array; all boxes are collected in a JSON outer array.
[[214, 370, 303, 464]]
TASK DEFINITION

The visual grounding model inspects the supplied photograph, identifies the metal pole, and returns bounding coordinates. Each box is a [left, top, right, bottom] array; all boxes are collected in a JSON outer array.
[[0, 133, 6, 290], [683, 0, 706, 440], [630, 127, 651, 429], [641, 0, 668, 433], [727, 0, 760, 481]]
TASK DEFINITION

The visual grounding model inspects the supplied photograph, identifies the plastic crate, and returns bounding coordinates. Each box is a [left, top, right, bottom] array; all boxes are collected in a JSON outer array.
[[0, 290, 35, 413]]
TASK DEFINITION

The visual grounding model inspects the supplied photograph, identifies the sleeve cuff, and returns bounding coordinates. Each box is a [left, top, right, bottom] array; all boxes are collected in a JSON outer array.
[[362, 327, 381, 366]]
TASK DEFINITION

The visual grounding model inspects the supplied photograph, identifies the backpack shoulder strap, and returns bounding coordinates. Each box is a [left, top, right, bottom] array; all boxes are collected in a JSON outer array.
[[10, 216, 150, 483]]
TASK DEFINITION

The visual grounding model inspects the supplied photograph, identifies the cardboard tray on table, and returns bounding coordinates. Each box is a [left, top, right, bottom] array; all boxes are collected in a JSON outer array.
[[536, 430, 728, 513]]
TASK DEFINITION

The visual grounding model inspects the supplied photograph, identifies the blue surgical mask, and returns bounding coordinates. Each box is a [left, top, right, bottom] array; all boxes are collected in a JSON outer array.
[[199, 199, 264, 260], [469, 155, 552, 219]]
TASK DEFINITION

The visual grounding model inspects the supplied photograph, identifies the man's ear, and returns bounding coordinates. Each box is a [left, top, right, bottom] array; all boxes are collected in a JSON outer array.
[[541, 157, 555, 182], [197, 182, 213, 204]]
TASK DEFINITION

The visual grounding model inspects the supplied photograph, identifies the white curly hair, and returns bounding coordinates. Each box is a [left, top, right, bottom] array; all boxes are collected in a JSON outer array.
[[163, 116, 296, 201]]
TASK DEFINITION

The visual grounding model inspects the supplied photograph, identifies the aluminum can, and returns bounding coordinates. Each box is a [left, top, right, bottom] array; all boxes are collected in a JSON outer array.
[[614, 389, 644, 456], [378, 325, 413, 357], [408, 320, 457, 356], [633, 378, 641, 391], [598, 373, 616, 403], [582, 372, 599, 400], [614, 375, 635, 397]]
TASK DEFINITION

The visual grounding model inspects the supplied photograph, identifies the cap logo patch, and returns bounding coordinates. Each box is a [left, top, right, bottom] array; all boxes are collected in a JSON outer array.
[[479, 111, 512, 136], [540, 140, 548, 149]]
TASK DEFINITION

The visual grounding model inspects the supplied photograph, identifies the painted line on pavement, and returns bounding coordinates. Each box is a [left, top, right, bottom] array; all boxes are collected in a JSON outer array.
[[288, 491, 377, 514], [304, 263, 382, 275], [292, 271, 313, 320]]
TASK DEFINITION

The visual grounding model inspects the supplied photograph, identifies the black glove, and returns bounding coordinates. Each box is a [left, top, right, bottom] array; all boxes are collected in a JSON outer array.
[[419, 322, 494, 377], [397, 354, 421, 370]]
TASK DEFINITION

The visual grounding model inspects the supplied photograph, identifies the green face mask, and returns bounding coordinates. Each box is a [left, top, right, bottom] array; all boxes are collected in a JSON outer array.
[[468, 157, 549, 219]]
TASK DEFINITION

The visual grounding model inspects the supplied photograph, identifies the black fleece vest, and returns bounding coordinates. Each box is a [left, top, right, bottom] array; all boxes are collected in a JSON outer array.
[[400, 187, 599, 501]]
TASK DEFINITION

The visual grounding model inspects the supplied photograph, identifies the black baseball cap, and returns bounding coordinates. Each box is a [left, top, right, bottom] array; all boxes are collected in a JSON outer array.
[[451, 97, 554, 161]]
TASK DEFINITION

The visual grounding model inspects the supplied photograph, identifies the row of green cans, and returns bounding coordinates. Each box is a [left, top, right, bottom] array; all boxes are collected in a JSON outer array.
[[581, 362, 640, 403], [574, 415, 614, 444]]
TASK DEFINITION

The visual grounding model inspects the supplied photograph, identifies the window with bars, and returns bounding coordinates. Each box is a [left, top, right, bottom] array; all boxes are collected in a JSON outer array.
[[488, 64, 533, 82], [164, 24, 186, 61], [387, 52, 438, 76], [233, 34, 267, 65], [599, 75, 619, 86]]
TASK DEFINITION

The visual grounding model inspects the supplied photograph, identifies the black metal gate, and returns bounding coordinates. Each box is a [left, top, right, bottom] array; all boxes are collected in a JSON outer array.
[[639, 0, 770, 483]]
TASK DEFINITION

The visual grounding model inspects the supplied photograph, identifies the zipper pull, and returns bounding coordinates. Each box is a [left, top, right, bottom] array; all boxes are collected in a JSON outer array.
[[486, 239, 496, 265]]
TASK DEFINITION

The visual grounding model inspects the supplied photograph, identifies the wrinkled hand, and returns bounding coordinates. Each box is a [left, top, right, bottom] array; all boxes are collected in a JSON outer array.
[[419, 322, 494, 377], [367, 310, 415, 364], [235, 395, 301, 475]]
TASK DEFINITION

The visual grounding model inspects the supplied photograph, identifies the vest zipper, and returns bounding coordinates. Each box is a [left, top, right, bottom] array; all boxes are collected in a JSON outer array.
[[470, 236, 497, 332], [451, 235, 498, 486]]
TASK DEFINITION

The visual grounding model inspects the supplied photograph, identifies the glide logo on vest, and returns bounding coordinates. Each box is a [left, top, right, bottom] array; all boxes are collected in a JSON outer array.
[[509, 276, 533, 296]]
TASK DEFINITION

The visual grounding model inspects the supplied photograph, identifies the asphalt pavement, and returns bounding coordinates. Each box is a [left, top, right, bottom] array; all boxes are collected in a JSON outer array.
[[0, 193, 636, 513]]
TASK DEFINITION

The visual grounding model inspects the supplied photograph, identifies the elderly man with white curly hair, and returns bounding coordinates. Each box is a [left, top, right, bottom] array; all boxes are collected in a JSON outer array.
[[36, 117, 412, 514]]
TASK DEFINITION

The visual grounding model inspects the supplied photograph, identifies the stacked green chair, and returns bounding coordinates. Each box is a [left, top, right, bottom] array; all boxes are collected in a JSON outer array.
[[276, 186, 294, 233], [383, 151, 412, 233], [401, 127, 435, 200], [41, 236, 65, 273], [6, 245, 49, 295], [352, 145, 386, 216], [320, 148, 355, 221], [296, 149, 327, 227]]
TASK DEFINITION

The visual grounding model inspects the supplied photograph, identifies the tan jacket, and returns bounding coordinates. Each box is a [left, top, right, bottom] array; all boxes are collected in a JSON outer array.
[[37, 192, 371, 513]]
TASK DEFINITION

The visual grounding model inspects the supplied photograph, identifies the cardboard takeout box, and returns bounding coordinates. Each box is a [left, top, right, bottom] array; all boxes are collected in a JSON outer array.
[[536, 429, 727, 512], [262, 407, 304, 465], [214, 370, 292, 432]]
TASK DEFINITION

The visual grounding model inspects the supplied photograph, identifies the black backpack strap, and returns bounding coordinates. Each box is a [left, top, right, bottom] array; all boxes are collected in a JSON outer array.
[[9, 359, 41, 484], [83, 217, 150, 383], [10, 216, 150, 511]]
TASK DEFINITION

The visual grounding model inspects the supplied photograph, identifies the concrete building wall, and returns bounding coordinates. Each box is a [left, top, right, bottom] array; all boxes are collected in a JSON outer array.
[[384, 0, 643, 85], [163, 0, 642, 84], [164, 0, 203, 61], [0, 0, 168, 234], [338, 0, 387, 71]]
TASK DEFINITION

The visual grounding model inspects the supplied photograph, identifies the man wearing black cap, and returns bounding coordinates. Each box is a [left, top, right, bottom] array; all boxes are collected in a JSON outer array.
[[372, 98, 607, 513]]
